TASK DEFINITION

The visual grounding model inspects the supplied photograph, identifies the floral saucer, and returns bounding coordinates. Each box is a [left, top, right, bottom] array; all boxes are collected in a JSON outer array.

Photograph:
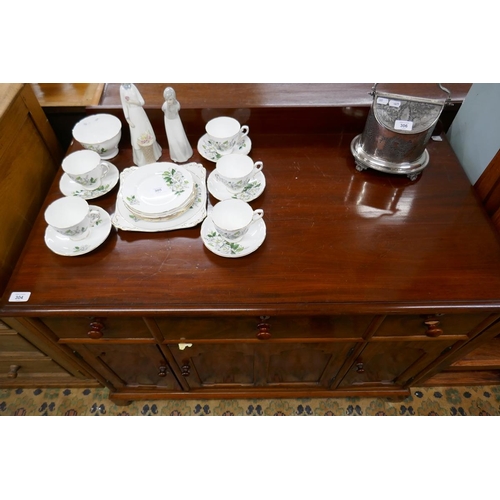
[[59, 161, 119, 200], [44, 206, 112, 256], [207, 170, 266, 202], [201, 216, 266, 258], [197, 134, 252, 162]]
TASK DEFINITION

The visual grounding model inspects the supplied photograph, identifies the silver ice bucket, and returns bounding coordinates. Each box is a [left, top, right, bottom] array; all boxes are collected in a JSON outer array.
[[351, 84, 451, 180]]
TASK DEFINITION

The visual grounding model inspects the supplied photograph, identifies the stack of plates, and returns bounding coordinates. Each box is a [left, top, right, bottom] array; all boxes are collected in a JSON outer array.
[[112, 162, 207, 232], [121, 163, 195, 221]]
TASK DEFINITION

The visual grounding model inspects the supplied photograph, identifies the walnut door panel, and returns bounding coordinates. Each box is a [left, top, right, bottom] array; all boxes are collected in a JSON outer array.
[[155, 315, 373, 342], [70, 343, 180, 390], [169, 341, 357, 390], [338, 340, 456, 388], [41, 317, 154, 340], [373, 314, 491, 339], [262, 342, 356, 388], [168, 343, 257, 388]]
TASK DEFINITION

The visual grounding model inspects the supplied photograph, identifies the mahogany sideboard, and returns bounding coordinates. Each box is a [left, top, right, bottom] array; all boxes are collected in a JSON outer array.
[[2, 83, 500, 404]]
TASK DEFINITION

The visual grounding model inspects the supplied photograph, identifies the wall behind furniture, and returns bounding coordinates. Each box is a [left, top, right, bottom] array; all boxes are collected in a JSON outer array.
[[447, 83, 500, 185]]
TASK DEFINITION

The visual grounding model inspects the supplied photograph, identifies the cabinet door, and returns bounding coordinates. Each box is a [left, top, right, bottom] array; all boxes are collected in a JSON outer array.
[[169, 341, 357, 390], [338, 340, 456, 388], [70, 343, 180, 390]]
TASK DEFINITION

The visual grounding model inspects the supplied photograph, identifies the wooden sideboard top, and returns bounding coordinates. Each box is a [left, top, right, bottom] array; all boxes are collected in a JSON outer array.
[[96, 83, 472, 109], [2, 101, 500, 316]]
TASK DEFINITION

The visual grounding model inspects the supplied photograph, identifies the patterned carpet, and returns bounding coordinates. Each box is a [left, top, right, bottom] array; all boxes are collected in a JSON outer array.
[[1, 385, 499, 415]]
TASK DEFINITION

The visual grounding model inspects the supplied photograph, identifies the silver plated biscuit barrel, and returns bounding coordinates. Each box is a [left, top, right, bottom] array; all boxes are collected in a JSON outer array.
[[351, 84, 451, 180]]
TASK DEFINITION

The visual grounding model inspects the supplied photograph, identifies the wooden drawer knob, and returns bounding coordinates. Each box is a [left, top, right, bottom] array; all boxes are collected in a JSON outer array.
[[355, 362, 365, 374], [158, 364, 168, 377], [88, 317, 105, 339], [8, 365, 20, 378], [424, 317, 443, 337], [257, 321, 271, 340]]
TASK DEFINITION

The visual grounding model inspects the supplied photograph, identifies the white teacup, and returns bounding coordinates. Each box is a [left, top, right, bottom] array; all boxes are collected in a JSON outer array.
[[215, 154, 263, 193], [62, 150, 109, 189], [211, 199, 264, 243], [205, 116, 249, 155], [44, 197, 101, 241]]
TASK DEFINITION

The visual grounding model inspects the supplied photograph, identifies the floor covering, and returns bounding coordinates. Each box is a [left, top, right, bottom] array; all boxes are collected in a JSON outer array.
[[1, 385, 500, 415]]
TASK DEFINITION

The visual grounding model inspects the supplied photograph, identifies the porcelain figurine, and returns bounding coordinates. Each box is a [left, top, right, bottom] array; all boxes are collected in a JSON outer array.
[[162, 87, 193, 163], [120, 83, 162, 166]]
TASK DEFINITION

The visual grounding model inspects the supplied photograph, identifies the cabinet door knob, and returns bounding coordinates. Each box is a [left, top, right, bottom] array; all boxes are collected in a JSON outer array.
[[257, 321, 271, 340], [158, 364, 168, 377], [424, 317, 443, 337], [8, 365, 20, 378], [181, 361, 191, 377], [356, 362, 365, 374], [88, 317, 105, 339]]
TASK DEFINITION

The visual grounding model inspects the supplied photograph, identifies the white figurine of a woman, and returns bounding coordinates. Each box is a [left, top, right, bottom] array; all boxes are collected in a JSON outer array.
[[120, 83, 162, 166], [162, 87, 193, 163]]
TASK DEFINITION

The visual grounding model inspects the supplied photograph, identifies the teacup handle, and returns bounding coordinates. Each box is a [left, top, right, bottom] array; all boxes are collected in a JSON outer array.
[[239, 125, 249, 138], [89, 208, 102, 227], [253, 161, 264, 173], [252, 209, 264, 222], [99, 162, 109, 178]]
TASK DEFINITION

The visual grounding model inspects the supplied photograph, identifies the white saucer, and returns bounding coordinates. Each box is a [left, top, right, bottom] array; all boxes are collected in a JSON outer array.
[[201, 215, 266, 258], [207, 170, 266, 202], [197, 133, 252, 162], [59, 161, 119, 199], [44, 206, 112, 256]]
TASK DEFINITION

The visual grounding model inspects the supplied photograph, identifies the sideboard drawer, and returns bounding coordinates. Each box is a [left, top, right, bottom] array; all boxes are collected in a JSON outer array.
[[373, 314, 492, 339], [155, 315, 374, 342], [0, 328, 42, 354], [41, 317, 154, 340], [0, 358, 71, 380]]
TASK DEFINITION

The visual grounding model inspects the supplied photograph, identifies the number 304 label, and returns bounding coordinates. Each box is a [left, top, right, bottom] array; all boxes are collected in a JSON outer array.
[[394, 120, 413, 131], [9, 292, 31, 302]]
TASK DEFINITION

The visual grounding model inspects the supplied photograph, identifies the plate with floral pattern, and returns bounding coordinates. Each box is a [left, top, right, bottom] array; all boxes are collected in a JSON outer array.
[[121, 162, 194, 216], [111, 163, 207, 232], [201, 215, 266, 258]]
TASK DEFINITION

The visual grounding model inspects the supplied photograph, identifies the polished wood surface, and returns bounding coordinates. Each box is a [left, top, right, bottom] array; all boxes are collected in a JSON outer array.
[[2, 109, 500, 316], [97, 83, 472, 109]]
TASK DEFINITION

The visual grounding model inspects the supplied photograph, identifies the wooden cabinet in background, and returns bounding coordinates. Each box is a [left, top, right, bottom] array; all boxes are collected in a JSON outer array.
[[0, 318, 99, 388], [0, 83, 63, 292]]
